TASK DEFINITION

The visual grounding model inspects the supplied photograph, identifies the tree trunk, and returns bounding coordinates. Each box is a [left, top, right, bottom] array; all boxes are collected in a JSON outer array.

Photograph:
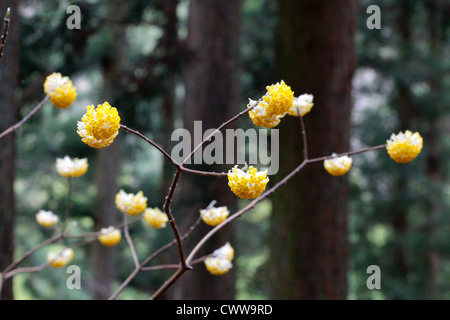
[[90, 2, 127, 300], [0, 2, 19, 300], [171, 0, 241, 300], [158, 0, 178, 200], [269, 0, 355, 299], [424, 0, 443, 299]]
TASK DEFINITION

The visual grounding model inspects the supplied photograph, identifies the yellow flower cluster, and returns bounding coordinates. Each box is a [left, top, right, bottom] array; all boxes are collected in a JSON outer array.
[[56, 156, 88, 178], [36, 210, 59, 228], [324, 154, 353, 177], [47, 248, 74, 268], [204, 242, 235, 276], [287, 94, 314, 117], [98, 226, 122, 247], [200, 201, 229, 227], [44, 73, 77, 109], [143, 208, 168, 229], [77, 102, 121, 149], [228, 165, 269, 199], [386, 130, 423, 163], [115, 190, 147, 216], [249, 80, 294, 128]]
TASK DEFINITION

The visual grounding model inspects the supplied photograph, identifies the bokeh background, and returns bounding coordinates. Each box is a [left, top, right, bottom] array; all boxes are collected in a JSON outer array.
[[0, 0, 449, 300]]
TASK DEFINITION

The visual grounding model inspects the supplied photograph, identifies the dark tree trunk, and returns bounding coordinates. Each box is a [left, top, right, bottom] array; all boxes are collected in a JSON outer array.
[[90, 2, 127, 300], [171, 0, 241, 300], [0, 2, 19, 300], [269, 0, 355, 299], [424, 0, 443, 299], [158, 0, 178, 200]]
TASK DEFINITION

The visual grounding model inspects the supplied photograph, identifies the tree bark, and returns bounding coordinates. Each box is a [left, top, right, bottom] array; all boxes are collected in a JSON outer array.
[[0, 2, 19, 300], [424, 0, 443, 299], [269, 0, 355, 299], [158, 0, 178, 201], [171, 0, 241, 300], [90, 2, 127, 300]]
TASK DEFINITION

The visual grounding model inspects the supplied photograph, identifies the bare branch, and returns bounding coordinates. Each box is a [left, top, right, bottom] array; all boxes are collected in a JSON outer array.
[[179, 166, 227, 177], [163, 170, 191, 270], [180, 100, 259, 166], [0, 96, 50, 140], [108, 217, 201, 300], [306, 144, 387, 162], [299, 113, 308, 161], [4, 262, 49, 279], [123, 212, 140, 269], [141, 264, 180, 271], [120, 124, 177, 165], [0, 7, 10, 58]]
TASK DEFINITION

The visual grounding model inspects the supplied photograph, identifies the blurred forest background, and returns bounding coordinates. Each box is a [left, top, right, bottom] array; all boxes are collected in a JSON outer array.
[[0, 0, 450, 300]]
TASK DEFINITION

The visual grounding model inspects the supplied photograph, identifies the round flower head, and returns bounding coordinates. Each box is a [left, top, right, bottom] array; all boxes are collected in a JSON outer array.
[[143, 208, 168, 229], [200, 201, 230, 227], [115, 190, 147, 216], [324, 154, 353, 177], [386, 130, 423, 163], [248, 99, 282, 128], [43, 73, 77, 109], [248, 80, 294, 128], [47, 248, 74, 268], [77, 102, 121, 149], [204, 242, 235, 275], [36, 210, 59, 228], [287, 94, 314, 117], [98, 226, 121, 247], [228, 165, 269, 199], [204, 257, 233, 276], [56, 156, 88, 178], [212, 242, 234, 261]]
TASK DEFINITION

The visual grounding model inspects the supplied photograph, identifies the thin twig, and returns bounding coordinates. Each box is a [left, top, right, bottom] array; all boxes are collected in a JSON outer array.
[[150, 268, 184, 300], [63, 215, 143, 239], [2, 234, 62, 274], [4, 262, 49, 279], [0, 8, 10, 59], [190, 255, 209, 265], [57, 177, 72, 246], [0, 95, 50, 140], [163, 170, 191, 270], [123, 212, 140, 269], [70, 237, 97, 250], [141, 253, 207, 272], [108, 217, 201, 300], [141, 264, 180, 271], [4, 236, 94, 280], [120, 124, 177, 165], [179, 167, 227, 177], [63, 177, 72, 228], [306, 144, 387, 163], [299, 113, 308, 161], [120, 124, 227, 177], [180, 100, 259, 166]]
